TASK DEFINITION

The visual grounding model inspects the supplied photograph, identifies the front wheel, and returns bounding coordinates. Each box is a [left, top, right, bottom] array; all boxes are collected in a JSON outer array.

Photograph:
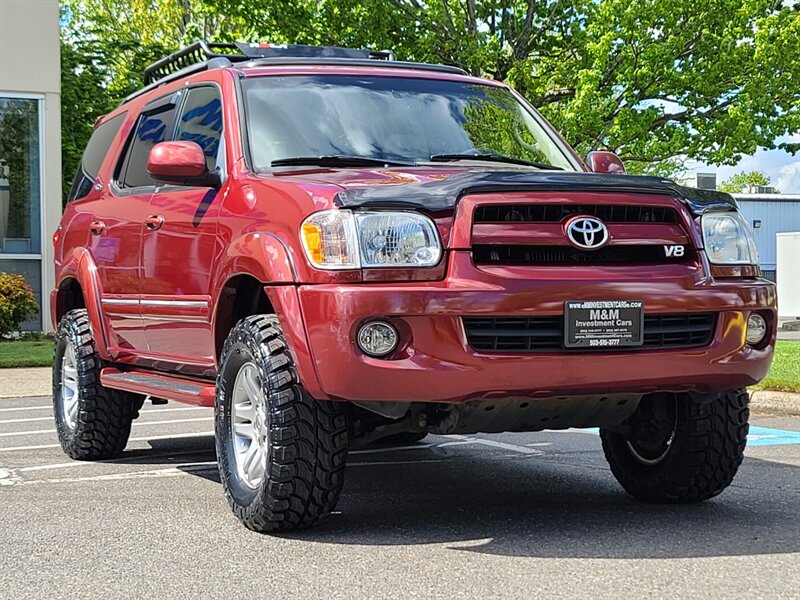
[[215, 315, 348, 533], [600, 390, 749, 503]]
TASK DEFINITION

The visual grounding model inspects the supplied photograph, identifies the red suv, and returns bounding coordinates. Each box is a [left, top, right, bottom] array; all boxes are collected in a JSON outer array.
[[52, 42, 776, 532]]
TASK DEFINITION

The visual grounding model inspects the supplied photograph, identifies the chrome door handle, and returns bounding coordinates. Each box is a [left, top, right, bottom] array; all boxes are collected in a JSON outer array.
[[89, 220, 106, 235], [144, 215, 165, 231]]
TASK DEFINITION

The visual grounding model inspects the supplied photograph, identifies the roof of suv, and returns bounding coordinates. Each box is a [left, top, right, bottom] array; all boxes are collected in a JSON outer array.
[[123, 41, 473, 105]]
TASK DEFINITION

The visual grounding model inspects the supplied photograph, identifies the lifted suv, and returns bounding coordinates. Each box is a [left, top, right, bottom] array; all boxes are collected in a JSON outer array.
[[53, 42, 776, 532]]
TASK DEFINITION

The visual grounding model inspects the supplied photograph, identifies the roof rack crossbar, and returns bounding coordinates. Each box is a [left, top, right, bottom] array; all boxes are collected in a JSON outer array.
[[143, 41, 239, 85]]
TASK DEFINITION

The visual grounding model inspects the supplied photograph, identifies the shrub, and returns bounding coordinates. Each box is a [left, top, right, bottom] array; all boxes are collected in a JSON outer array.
[[0, 273, 38, 337]]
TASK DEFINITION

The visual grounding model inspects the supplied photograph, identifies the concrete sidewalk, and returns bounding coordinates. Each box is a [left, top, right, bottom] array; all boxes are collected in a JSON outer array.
[[1, 366, 798, 416], [0, 367, 50, 398]]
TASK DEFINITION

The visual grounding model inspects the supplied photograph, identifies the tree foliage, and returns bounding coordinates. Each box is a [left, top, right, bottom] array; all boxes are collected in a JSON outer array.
[[718, 170, 774, 193], [60, 0, 800, 188]]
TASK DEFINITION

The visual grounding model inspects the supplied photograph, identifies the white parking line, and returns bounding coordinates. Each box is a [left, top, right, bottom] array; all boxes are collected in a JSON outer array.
[[22, 462, 220, 485], [350, 444, 434, 455], [0, 430, 215, 453], [0, 417, 212, 438], [444, 435, 545, 455], [18, 448, 215, 472], [0, 405, 51, 413], [0, 406, 212, 425]]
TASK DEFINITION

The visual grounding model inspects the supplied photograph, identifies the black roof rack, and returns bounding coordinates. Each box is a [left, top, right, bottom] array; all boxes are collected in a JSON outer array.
[[123, 41, 467, 105]]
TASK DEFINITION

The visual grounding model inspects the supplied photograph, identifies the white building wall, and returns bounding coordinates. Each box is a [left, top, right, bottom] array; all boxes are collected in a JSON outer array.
[[777, 233, 800, 319], [0, 0, 61, 331]]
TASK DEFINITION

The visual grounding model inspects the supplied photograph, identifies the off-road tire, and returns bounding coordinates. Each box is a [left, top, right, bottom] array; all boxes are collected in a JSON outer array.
[[216, 315, 348, 533], [600, 390, 749, 503], [53, 309, 143, 460]]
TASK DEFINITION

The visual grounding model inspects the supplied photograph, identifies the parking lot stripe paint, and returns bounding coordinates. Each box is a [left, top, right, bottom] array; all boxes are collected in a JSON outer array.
[[0, 430, 215, 453], [0, 417, 212, 437], [0, 407, 210, 425], [0, 405, 51, 413], [23, 462, 220, 485], [0, 415, 54, 424], [746, 426, 800, 446], [443, 434, 545, 455], [18, 449, 215, 472], [350, 444, 434, 455]]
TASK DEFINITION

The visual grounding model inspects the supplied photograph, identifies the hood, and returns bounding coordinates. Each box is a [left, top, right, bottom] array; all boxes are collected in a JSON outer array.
[[269, 166, 738, 216]]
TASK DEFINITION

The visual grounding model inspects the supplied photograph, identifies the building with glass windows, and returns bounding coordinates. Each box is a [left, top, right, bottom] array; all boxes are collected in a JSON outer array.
[[0, 0, 61, 331]]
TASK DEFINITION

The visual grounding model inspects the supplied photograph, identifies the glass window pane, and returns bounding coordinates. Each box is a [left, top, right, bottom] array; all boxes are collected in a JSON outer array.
[[68, 112, 126, 203], [0, 97, 41, 254], [117, 106, 176, 188], [242, 76, 575, 171], [175, 87, 223, 171]]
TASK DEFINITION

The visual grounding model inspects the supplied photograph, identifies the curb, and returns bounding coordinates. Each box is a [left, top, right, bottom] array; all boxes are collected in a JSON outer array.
[[750, 390, 800, 417]]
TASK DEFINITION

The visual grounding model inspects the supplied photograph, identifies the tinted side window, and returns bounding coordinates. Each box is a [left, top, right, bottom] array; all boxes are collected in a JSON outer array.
[[67, 112, 126, 202], [117, 104, 177, 189], [175, 86, 223, 171]]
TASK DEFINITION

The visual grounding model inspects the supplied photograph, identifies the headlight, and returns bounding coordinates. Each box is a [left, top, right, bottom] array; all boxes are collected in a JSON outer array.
[[701, 211, 759, 265], [300, 210, 441, 269]]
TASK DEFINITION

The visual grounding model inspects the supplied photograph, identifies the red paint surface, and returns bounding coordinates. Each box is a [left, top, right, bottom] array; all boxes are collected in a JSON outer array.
[[52, 63, 777, 406]]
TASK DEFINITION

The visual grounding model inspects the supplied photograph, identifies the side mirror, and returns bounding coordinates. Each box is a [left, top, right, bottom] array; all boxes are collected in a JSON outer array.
[[147, 141, 220, 187], [586, 151, 626, 175]]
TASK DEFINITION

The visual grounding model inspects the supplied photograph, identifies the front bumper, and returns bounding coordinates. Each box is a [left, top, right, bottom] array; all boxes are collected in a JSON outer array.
[[288, 253, 777, 403]]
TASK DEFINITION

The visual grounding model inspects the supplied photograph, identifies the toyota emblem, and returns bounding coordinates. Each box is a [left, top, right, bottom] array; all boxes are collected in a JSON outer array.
[[565, 216, 609, 250]]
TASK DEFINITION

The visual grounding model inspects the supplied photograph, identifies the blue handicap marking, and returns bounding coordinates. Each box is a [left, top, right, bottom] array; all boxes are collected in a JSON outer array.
[[746, 426, 800, 447], [578, 426, 800, 446]]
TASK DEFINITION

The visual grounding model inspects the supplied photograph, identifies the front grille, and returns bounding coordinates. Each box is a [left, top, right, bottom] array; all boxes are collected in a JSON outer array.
[[474, 204, 679, 224], [472, 244, 693, 266], [463, 313, 716, 352]]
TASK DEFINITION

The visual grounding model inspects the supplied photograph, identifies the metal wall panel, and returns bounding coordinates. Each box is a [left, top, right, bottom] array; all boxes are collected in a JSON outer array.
[[734, 197, 800, 270]]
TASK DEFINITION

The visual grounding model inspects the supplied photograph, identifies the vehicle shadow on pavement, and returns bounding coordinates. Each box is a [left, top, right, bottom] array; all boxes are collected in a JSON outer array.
[[289, 453, 800, 559], [122, 436, 799, 559]]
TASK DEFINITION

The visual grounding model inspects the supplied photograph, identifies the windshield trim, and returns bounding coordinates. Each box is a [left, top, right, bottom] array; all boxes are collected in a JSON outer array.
[[238, 73, 584, 174]]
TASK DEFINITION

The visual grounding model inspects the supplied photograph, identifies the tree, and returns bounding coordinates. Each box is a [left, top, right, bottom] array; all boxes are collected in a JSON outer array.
[[60, 39, 117, 204], [718, 171, 774, 193], [60, 0, 800, 187]]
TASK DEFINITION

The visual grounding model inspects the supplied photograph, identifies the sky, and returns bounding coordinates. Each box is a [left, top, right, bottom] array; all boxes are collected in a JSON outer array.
[[685, 134, 800, 194]]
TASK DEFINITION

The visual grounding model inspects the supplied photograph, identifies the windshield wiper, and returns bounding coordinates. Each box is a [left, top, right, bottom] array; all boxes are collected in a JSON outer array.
[[271, 155, 417, 168], [429, 153, 563, 170]]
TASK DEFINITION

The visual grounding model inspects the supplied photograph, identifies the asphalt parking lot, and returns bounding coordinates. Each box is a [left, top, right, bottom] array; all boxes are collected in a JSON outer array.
[[1, 395, 799, 599]]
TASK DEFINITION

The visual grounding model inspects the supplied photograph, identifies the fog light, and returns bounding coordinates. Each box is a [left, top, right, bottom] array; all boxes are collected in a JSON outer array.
[[746, 313, 768, 346], [357, 321, 398, 357]]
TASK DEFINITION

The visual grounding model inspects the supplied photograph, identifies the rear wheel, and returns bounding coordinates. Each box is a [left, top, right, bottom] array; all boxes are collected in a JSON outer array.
[[600, 390, 749, 503], [53, 309, 143, 460], [216, 315, 348, 532]]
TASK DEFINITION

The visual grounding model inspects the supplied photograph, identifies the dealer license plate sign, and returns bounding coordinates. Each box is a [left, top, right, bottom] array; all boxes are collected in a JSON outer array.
[[564, 300, 644, 349]]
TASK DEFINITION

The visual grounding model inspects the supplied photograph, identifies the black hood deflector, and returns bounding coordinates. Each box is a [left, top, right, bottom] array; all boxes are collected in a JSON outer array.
[[334, 171, 737, 215]]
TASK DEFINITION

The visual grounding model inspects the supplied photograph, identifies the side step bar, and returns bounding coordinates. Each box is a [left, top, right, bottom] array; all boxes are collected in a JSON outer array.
[[100, 368, 216, 407]]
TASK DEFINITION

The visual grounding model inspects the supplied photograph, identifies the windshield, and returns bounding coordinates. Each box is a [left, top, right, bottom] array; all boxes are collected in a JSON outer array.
[[241, 75, 578, 171]]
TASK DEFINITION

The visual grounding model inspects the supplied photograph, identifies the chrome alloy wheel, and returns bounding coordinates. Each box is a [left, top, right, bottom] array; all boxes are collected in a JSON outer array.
[[60, 343, 80, 431], [231, 362, 269, 489]]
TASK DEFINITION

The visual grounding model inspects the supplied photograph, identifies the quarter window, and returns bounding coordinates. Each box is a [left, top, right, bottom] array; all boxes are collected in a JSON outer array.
[[68, 112, 126, 202]]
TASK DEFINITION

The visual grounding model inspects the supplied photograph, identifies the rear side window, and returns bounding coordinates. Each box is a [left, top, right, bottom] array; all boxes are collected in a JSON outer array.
[[67, 112, 126, 202], [116, 101, 177, 189], [175, 86, 223, 171]]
